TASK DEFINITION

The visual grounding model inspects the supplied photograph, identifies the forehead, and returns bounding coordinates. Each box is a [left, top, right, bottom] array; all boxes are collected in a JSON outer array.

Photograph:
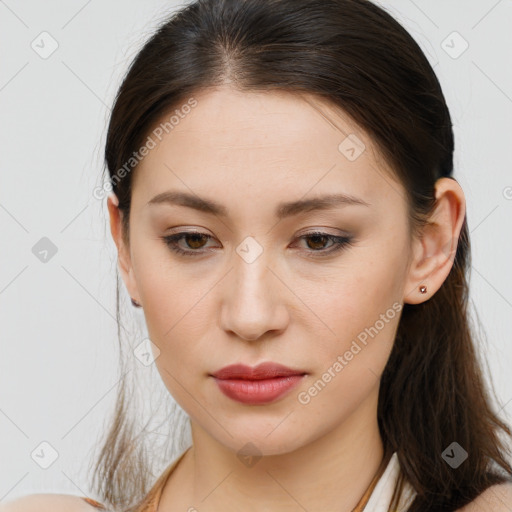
[[132, 86, 404, 212]]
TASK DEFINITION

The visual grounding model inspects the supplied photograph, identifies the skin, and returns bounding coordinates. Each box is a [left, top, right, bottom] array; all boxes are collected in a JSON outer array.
[[107, 85, 466, 512]]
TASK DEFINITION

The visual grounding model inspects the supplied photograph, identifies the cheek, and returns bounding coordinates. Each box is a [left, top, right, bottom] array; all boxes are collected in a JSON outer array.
[[140, 272, 213, 361], [307, 241, 405, 369], [296, 267, 401, 420], [137, 267, 213, 409], [129, 242, 211, 362]]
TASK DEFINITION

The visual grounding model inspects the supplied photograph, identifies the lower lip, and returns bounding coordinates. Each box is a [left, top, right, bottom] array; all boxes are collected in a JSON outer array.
[[212, 375, 305, 405]]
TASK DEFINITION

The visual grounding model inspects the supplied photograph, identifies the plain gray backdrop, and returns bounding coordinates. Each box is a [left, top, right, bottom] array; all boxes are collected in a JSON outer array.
[[1, 0, 511, 502]]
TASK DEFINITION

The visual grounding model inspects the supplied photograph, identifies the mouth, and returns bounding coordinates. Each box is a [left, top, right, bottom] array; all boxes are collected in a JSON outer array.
[[210, 362, 308, 405]]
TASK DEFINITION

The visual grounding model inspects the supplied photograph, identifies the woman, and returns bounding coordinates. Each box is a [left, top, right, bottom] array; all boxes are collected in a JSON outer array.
[[5, 0, 512, 511]]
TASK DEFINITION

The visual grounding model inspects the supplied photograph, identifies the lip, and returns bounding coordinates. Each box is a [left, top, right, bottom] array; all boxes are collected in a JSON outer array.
[[211, 362, 307, 380], [210, 363, 307, 405]]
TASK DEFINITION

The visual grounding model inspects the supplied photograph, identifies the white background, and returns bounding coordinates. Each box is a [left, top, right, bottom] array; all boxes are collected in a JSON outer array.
[[1, 0, 511, 502]]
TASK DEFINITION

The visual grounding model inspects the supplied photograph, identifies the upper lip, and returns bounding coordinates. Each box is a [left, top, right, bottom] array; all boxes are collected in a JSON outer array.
[[211, 362, 307, 380]]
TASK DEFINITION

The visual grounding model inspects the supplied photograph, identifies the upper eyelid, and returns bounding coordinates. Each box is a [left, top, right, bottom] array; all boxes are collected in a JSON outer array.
[[164, 230, 351, 248], [164, 227, 349, 238]]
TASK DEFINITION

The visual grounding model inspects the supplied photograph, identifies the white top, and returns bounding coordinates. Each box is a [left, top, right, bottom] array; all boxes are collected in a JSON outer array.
[[363, 452, 417, 511]]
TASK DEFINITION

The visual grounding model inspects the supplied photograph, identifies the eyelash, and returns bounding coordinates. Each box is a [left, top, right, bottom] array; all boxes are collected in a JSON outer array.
[[161, 231, 353, 258]]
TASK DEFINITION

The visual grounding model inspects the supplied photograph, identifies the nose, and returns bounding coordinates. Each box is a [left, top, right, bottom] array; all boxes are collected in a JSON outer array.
[[219, 255, 289, 342]]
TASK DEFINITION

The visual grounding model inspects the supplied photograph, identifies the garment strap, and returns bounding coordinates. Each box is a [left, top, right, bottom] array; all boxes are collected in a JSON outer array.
[[81, 497, 107, 509], [351, 448, 394, 512]]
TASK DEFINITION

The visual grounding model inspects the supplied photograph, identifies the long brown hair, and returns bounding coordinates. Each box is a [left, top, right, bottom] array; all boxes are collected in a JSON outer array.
[[92, 0, 512, 510]]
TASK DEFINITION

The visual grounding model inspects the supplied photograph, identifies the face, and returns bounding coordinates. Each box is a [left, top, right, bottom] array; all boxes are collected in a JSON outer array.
[[114, 86, 414, 456]]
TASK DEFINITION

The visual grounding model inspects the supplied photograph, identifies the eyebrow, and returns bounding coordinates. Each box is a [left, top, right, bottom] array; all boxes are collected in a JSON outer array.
[[146, 190, 370, 219]]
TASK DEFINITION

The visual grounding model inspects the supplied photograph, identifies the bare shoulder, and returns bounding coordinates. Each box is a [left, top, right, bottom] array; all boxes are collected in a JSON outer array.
[[458, 482, 512, 511], [0, 493, 100, 512]]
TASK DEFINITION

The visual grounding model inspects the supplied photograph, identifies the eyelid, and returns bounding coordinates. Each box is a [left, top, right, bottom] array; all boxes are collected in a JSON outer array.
[[161, 228, 354, 258], [165, 226, 348, 237], [295, 227, 350, 237]]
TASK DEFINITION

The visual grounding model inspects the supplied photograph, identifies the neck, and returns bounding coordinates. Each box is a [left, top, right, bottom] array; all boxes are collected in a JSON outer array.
[[163, 386, 386, 512]]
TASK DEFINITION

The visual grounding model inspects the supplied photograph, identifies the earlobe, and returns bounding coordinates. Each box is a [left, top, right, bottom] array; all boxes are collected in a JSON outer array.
[[403, 177, 466, 305], [106, 193, 142, 306], [403, 232, 432, 304]]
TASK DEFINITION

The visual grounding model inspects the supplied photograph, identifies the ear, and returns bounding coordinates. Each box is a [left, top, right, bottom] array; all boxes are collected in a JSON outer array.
[[403, 177, 466, 305], [107, 193, 141, 305]]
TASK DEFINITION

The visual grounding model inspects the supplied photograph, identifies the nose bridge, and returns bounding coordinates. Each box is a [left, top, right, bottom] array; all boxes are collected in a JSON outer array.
[[235, 251, 272, 300], [219, 245, 287, 341], [233, 234, 275, 299]]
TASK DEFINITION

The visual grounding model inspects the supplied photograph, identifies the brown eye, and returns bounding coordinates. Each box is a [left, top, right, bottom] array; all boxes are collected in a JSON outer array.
[[183, 233, 209, 249], [304, 234, 331, 251], [162, 232, 215, 256], [293, 231, 354, 258], [162, 230, 353, 258]]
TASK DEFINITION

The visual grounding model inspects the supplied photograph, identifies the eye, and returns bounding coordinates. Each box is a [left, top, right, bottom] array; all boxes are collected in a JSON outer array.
[[292, 231, 354, 257], [162, 231, 216, 257], [161, 231, 354, 258]]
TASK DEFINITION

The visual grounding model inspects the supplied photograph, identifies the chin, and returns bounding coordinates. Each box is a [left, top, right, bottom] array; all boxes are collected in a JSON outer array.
[[212, 421, 310, 458]]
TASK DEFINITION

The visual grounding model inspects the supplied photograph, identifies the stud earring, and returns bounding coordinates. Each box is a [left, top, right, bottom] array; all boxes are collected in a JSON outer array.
[[419, 285, 427, 294], [131, 297, 142, 308]]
